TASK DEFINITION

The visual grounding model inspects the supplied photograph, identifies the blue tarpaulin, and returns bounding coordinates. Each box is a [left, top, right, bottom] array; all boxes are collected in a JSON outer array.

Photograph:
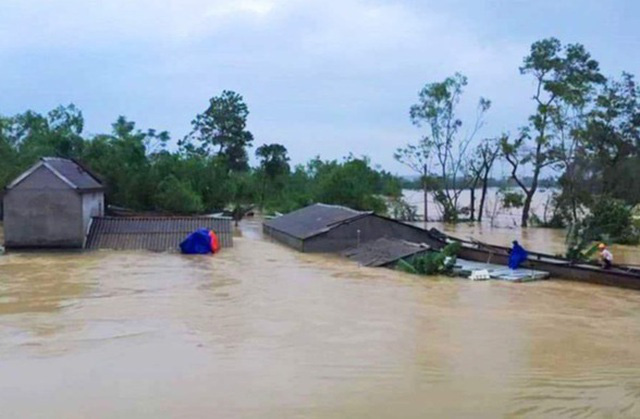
[[509, 241, 528, 269], [180, 228, 213, 254]]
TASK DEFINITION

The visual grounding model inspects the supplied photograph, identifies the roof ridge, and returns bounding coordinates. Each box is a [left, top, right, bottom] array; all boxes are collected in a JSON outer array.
[[315, 202, 365, 213]]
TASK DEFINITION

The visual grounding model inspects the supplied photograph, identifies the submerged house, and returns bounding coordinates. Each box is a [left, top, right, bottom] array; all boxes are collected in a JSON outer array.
[[2, 157, 234, 251], [3, 157, 104, 249], [85, 216, 233, 251], [263, 203, 435, 253]]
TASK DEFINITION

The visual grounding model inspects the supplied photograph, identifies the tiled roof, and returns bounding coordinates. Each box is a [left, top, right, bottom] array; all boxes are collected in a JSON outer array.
[[41, 157, 103, 190], [263, 203, 368, 240], [85, 216, 233, 251], [342, 238, 429, 267]]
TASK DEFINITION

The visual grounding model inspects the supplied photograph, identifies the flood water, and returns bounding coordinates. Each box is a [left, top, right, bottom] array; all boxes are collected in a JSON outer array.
[[403, 187, 558, 227], [2, 221, 640, 418]]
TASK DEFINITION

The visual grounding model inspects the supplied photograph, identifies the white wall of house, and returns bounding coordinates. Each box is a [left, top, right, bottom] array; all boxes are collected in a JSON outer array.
[[82, 192, 105, 236]]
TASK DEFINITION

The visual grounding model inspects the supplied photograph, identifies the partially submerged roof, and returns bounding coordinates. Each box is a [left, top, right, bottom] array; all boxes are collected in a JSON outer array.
[[85, 216, 233, 251], [342, 238, 430, 267], [264, 203, 370, 240], [6, 157, 104, 192]]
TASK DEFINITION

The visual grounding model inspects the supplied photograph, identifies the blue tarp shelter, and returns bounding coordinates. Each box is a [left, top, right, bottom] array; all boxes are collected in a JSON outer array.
[[180, 228, 213, 254]]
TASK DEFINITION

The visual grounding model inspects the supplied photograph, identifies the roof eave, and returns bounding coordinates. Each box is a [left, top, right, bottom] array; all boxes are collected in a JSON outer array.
[[5, 160, 46, 190]]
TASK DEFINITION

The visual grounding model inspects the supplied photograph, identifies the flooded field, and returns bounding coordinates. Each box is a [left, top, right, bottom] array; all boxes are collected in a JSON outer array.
[[2, 221, 640, 418]]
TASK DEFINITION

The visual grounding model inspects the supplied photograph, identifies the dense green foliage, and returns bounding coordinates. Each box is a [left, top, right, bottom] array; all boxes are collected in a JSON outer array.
[[583, 198, 639, 244], [0, 94, 401, 216], [396, 242, 461, 276], [501, 190, 524, 209], [562, 197, 639, 261], [564, 223, 600, 262]]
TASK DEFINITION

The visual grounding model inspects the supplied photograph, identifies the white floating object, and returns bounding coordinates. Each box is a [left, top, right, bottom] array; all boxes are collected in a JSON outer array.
[[469, 269, 491, 280]]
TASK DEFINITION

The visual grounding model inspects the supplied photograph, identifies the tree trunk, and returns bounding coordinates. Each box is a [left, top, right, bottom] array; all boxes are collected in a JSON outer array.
[[519, 139, 543, 227], [469, 185, 476, 221], [478, 170, 489, 222], [521, 190, 535, 227], [260, 176, 267, 210], [422, 164, 428, 228]]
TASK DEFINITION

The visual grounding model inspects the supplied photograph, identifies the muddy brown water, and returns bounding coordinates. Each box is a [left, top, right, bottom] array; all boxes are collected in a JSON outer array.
[[1, 221, 640, 418]]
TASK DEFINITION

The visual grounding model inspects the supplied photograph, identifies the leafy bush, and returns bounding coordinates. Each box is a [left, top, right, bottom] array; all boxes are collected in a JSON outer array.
[[396, 241, 460, 276], [434, 190, 458, 222], [564, 222, 600, 262], [501, 190, 524, 208], [314, 157, 390, 214], [397, 252, 448, 275], [584, 197, 639, 245], [442, 241, 461, 257], [388, 197, 418, 221]]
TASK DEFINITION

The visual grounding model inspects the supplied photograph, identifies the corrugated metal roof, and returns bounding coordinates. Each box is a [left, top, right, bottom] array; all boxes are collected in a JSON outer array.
[[342, 238, 430, 267], [42, 157, 103, 191], [263, 203, 369, 240], [85, 216, 233, 251]]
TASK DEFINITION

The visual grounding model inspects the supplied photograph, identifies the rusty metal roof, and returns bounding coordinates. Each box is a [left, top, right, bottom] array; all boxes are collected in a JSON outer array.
[[342, 238, 430, 267], [85, 216, 233, 251]]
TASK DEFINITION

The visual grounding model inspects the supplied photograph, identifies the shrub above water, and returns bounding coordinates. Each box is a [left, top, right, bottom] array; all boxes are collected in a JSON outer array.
[[584, 198, 639, 245]]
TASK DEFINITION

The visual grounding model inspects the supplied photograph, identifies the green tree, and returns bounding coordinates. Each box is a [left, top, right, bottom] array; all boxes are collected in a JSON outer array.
[[502, 38, 605, 226], [185, 90, 254, 172], [148, 152, 232, 212], [313, 156, 388, 213], [82, 116, 168, 210], [229, 171, 258, 225], [580, 73, 640, 201], [255, 143, 290, 209], [584, 197, 639, 244], [394, 139, 432, 225], [2, 105, 85, 168], [154, 175, 204, 214], [409, 73, 491, 222], [0, 117, 19, 189], [467, 138, 501, 222]]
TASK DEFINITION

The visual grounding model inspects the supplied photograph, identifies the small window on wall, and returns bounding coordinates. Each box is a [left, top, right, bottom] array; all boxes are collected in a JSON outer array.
[[99, 201, 103, 216]]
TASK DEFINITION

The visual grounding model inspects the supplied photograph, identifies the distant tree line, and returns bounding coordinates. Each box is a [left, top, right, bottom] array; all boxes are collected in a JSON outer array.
[[398, 37, 640, 244], [0, 91, 401, 218]]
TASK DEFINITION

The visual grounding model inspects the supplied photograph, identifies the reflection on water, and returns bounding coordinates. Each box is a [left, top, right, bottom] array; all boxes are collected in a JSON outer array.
[[1, 220, 640, 418]]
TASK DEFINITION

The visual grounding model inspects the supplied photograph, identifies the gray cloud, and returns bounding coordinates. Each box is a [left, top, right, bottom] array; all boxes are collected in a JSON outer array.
[[1, 0, 638, 173]]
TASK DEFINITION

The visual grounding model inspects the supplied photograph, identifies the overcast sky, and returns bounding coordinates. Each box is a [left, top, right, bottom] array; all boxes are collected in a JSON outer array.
[[1, 0, 639, 174]]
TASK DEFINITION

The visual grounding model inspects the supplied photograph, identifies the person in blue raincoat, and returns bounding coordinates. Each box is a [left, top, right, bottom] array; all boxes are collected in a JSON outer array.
[[509, 240, 528, 270]]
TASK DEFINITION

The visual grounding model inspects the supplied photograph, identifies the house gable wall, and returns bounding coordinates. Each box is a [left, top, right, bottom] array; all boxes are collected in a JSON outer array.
[[3, 165, 84, 248], [263, 224, 304, 251]]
